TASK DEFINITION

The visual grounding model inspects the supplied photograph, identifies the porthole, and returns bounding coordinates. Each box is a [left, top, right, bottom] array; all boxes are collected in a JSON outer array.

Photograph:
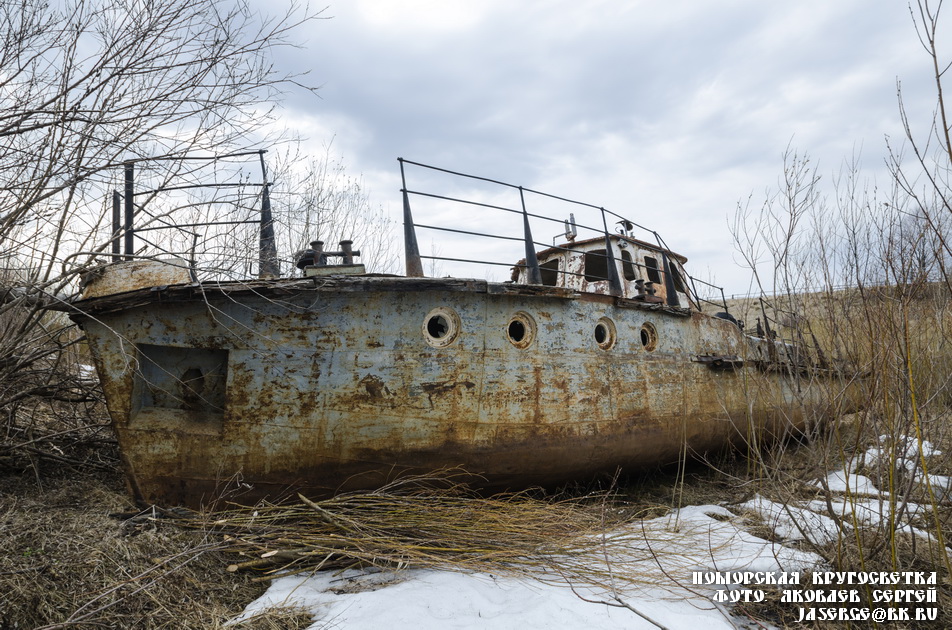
[[423, 306, 461, 348], [640, 322, 658, 351], [506, 311, 536, 349], [594, 317, 617, 350]]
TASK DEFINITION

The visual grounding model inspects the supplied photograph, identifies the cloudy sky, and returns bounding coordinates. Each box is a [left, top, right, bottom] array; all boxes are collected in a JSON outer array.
[[256, 0, 941, 294]]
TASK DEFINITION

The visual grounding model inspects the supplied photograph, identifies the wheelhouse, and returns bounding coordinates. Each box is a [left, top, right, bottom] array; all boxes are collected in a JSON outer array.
[[511, 234, 695, 309]]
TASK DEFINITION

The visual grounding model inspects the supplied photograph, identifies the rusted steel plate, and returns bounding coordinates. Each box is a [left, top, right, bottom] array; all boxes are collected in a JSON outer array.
[[71, 276, 856, 508]]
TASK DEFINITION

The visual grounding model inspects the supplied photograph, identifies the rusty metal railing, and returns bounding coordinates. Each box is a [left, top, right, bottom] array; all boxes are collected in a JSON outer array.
[[107, 150, 274, 280], [399, 158, 728, 313], [689, 276, 729, 312]]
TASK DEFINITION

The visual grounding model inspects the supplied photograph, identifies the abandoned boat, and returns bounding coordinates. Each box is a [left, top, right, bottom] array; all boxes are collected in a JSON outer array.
[[67, 158, 853, 507]]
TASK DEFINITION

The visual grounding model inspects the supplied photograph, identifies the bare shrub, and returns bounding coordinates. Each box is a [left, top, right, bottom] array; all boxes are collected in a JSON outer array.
[[0, 0, 321, 473]]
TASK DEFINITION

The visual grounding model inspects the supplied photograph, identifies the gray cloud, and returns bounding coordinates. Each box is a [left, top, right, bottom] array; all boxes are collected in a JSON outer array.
[[259, 0, 938, 292]]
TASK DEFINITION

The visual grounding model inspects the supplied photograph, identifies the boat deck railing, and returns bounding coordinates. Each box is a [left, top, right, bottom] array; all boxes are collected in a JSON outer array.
[[746, 294, 842, 372], [92, 154, 729, 313], [97, 150, 276, 283], [399, 158, 728, 313]]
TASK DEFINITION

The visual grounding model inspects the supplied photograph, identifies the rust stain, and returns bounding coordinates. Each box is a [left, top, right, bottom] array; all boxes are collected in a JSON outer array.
[[420, 380, 476, 408], [360, 374, 392, 399]]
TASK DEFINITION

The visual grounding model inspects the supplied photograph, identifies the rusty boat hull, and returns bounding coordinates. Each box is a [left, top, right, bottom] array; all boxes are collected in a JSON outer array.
[[72, 273, 850, 507]]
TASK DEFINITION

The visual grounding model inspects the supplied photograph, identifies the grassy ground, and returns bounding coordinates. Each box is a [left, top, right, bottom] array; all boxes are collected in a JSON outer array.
[[0, 410, 315, 630], [0, 469, 316, 629]]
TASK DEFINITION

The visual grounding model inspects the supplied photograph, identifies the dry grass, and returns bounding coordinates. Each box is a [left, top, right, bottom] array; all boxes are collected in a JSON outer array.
[[4, 431, 952, 629], [717, 283, 952, 405], [0, 450, 710, 629], [729, 429, 952, 628], [0, 464, 729, 629], [195, 473, 673, 589], [0, 470, 277, 629]]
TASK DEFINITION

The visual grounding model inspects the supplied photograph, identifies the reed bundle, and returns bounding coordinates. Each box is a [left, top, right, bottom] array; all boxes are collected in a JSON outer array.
[[194, 475, 691, 592]]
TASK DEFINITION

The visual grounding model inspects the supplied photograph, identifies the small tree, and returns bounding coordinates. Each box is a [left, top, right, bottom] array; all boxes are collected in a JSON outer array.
[[0, 0, 319, 468], [726, 0, 952, 602], [892, 0, 952, 284]]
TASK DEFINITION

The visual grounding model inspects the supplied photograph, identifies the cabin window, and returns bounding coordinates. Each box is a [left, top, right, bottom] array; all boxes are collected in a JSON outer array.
[[644, 256, 661, 284], [506, 311, 537, 348], [670, 264, 687, 294], [620, 250, 637, 281], [594, 317, 617, 350], [423, 306, 461, 348], [584, 249, 609, 281], [640, 323, 658, 351], [540, 258, 560, 286], [132, 344, 228, 425]]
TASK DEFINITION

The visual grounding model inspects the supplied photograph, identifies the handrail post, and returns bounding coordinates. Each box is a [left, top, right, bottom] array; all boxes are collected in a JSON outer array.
[[599, 208, 623, 297], [111, 190, 121, 261], [257, 149, 279, 278], [660, 251, 681, 307], [399, 158, 424, 277], [188, 232, 199, 282], [519, 187, 542, 284], [123, 161, 134, 260], [653, 229, 684, 308]]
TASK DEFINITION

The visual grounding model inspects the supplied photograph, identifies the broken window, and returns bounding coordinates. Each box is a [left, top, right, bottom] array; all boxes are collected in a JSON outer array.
[[584, 249, 609, 281], [620, 250, 637, 281], [540, 258, 560, 286], [644, 256, 661, 283], [669, 263, 687, 293]]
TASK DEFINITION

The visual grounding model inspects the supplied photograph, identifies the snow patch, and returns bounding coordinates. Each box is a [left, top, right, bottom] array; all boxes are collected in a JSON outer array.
[[233, 504, 821, 629], [234, 437, 948, 628]]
